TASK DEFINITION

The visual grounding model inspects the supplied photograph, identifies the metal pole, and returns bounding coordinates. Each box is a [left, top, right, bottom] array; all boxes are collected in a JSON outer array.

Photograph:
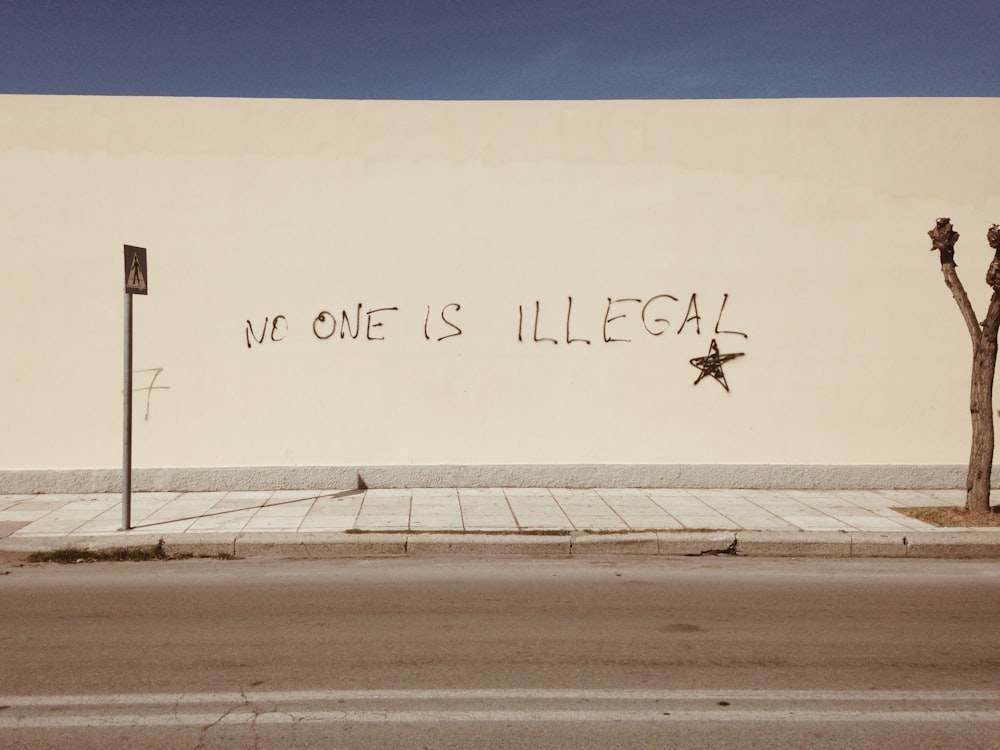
[[122, 291, 133, 531]]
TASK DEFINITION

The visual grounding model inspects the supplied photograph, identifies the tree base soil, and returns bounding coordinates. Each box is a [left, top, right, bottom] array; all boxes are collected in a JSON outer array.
[[895, 506, 1000, 527]]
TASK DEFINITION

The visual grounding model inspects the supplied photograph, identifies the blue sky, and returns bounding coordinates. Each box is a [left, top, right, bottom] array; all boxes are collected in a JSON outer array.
[[1, 1, 998, 99]]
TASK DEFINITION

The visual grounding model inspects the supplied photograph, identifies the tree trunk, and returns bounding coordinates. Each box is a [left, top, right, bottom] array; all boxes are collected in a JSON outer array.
[[940, 262, 995, 512], [968, 288, 1000, 513], [967, 314, 998, 513], [930, 219, 1000, 514]]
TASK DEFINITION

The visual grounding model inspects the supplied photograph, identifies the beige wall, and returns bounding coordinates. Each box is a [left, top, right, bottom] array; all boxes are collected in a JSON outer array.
[[2, 95, 999, 477]]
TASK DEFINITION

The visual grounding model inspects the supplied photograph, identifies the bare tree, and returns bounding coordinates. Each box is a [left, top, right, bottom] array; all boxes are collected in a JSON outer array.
[[928, 218, 1000, 513]]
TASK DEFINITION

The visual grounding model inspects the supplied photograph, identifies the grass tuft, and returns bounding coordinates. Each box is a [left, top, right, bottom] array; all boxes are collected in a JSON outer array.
[[26, 539, 237, 564]]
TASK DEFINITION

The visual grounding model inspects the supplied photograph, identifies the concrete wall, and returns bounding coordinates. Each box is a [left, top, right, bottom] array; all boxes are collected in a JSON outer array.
[[2, 95, 999, 489]]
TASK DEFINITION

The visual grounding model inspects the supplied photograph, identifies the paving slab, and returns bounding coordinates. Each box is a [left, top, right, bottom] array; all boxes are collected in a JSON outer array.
[[905, 531, 1000, 559], [735, 531, 853, 558], [570, 532, 659, 555], [0, 521, 29, 538], [674, 515, 741, 530], [849, 532, 910, 558], [234, 532, 407, 557], [405, 533, 572, 556], [619, 516, 686, 530], [654, 532, 739, 556]]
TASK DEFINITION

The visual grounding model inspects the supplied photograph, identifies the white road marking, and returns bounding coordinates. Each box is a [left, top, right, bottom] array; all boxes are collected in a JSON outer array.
[[2, 688, 997, 706], [1, 689, 998, 729], [3, 710, 1000, 729]]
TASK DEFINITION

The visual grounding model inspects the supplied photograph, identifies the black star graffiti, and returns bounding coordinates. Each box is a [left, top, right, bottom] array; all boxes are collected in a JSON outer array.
[[689, 339, 745, 392]]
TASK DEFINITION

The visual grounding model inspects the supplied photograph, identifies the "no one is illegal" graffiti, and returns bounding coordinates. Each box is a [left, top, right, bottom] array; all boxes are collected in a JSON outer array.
[[245, 292, 749, 392]]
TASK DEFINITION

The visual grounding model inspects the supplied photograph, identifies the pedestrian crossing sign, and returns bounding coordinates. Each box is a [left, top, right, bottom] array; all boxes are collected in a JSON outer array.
[[124, 245, 147, 295]]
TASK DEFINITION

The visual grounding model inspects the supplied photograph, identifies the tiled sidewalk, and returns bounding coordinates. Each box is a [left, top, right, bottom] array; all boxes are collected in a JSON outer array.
[[0, 487, 968, 539]]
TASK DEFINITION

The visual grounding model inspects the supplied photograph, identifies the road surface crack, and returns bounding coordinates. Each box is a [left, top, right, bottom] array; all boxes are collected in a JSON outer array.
[[690, 536, 739, 556], [195, 690, 255, 750]]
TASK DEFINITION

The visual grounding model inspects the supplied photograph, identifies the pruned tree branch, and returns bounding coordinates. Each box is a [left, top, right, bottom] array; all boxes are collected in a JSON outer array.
[[942, 266, 982, 343], [930, 218, 981, 343], [987, 224, 1000, 288], [981, 225, 1000, 337]]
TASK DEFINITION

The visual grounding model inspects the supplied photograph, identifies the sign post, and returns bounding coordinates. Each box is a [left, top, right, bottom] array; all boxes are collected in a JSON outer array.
[[122, 245, 147, 531]]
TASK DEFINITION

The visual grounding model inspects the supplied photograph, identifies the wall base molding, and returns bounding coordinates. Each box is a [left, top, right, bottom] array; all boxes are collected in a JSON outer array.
[[0, 464, 987, 494]]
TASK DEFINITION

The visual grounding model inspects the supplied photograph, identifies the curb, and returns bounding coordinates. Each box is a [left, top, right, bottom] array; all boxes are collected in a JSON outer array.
[[4, 529, 1000, 563]]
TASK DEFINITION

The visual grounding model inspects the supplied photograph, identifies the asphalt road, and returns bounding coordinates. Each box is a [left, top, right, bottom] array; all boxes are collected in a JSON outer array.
[[1, 556, 999, 748]]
